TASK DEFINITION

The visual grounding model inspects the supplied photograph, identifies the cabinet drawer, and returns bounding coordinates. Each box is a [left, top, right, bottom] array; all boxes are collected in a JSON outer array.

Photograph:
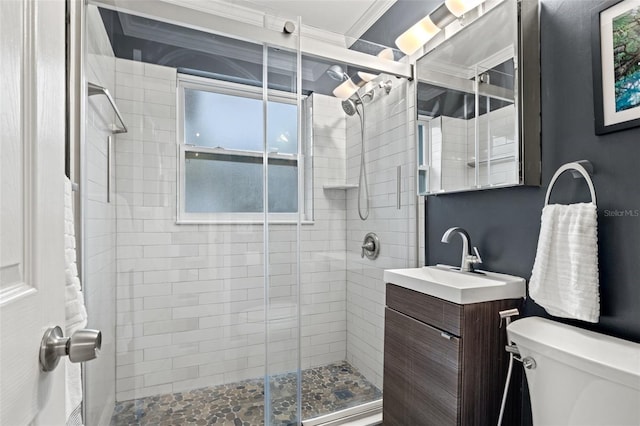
[[383, 307, 461, 425], [386, 283, 463, 336]]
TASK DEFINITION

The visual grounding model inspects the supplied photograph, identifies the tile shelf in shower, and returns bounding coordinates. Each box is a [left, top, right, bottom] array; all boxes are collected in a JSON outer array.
[[323, 184, 359, 190]]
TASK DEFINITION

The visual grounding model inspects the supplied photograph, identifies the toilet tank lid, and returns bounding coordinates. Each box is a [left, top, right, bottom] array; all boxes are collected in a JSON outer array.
[[508, 317, 640, 390]]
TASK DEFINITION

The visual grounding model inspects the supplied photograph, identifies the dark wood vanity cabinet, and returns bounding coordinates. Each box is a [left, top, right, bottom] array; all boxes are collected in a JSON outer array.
[[383, 284, 521, 426]]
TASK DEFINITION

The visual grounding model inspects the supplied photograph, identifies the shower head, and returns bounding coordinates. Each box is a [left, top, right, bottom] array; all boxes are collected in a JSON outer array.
[[342, 99, 359, 116], [341, 89, 374, 116], [327, 65, 347, 81]]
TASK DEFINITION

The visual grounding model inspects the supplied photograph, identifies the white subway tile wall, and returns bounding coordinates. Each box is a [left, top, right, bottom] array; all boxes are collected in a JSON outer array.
[[441, 116, 469, 191], [468, 104, 518, 187], [113, 61, 349, 400], [83, 6, 117, 426], [345, 79, 417, 388], [429, 118, 443, 191], [429, 105, 517, 192], [301, 94, 348, 369]]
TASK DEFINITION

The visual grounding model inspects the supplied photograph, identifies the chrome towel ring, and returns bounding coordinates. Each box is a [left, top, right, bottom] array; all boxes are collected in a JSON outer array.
[[544, 160, 596, 206]]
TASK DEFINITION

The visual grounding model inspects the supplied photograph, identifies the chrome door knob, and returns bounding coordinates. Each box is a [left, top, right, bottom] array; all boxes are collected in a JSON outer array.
[[40, 326, 102, 372], [68, 328, 102, 363]]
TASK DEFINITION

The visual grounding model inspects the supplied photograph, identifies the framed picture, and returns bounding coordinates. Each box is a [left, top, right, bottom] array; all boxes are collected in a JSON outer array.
[[592, 0, 640, 134]]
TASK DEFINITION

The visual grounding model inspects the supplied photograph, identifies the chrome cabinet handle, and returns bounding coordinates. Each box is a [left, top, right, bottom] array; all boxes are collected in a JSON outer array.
[[440, 331, 453, 340], [40, 326, 102, 372]]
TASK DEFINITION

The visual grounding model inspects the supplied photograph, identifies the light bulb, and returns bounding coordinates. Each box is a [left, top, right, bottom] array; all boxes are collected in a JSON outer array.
[[357, 72, 378, 83], [355, 48, 394, 84], [445, 0, 484, 17], [332, 78, 359, 99], [377, 48, 394, 61], [394, 15, 441, 56]]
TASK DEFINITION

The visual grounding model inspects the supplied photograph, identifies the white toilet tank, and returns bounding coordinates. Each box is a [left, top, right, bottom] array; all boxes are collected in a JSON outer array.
[[507, 317, 640, 426]]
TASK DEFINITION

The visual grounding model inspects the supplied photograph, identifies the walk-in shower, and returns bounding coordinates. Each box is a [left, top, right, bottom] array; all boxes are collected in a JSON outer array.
[[78, 1, 414, 425]]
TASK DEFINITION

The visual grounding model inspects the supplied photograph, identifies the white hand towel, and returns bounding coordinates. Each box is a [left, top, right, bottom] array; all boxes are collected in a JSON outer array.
[[529, 202, 599, 323], [64, 176, 88, 425]]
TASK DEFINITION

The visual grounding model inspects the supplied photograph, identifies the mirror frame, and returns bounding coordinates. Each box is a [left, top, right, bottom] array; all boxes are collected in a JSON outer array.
[[415, 0, 540, 195]]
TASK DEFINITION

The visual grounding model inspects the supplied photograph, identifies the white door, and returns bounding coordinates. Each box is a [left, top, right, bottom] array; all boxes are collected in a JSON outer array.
[[0, 0, 67, 424]]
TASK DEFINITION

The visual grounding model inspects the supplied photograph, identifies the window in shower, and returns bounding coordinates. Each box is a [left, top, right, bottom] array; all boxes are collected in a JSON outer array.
[[177, 74, 310, 223]]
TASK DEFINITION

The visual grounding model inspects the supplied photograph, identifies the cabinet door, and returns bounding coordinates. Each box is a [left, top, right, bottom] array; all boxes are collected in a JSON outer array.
[[383, 308, 461, 425]]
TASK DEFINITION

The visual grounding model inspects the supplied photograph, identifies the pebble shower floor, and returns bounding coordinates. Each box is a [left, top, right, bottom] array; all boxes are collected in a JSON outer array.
[[110, 361, 382, 425]]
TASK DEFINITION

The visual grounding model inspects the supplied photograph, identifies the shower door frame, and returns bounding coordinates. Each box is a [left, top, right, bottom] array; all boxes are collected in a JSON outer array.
[[88, 0, 412, 80]]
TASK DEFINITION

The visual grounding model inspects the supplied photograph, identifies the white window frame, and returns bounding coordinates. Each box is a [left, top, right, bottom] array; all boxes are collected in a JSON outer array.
[[176, 73, 309, 224], [417, 115, 432, 195]]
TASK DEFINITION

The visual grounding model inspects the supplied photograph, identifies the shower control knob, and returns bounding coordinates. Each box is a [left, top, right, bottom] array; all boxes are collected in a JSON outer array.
[[523, 356, 537, 369], [361, 232, 380, 260], [39, 326, 102, 372], [361, 241, 374, 256]]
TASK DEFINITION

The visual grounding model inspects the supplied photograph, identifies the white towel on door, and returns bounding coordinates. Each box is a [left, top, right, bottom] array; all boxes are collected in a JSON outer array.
[[529, 202, 599, 323], [64, 176, 88, 424]]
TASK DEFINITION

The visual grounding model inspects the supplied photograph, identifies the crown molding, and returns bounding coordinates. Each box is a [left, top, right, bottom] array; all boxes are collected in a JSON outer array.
[[346, 0, 396, 41]]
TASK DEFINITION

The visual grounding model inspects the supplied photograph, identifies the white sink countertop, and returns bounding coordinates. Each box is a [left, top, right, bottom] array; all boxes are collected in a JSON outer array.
[[383, 265, 526, 304]]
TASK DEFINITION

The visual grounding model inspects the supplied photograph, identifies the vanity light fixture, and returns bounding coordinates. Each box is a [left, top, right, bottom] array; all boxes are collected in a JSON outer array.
[[445, 0, 485, 17], [330, 48, 396, 99], [332, 77, 360, 99], [394, 0, 486, 55], [376, 47, 395, 61], [357, 71, 379, 83], [332, 71, 379, 98], [356, 47, 395, 83]]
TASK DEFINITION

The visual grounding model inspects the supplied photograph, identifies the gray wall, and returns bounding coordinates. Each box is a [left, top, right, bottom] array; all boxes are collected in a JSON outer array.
[[426, 0, 640, 343]]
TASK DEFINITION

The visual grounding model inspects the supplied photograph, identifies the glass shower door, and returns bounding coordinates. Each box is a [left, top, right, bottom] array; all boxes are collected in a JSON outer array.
[[264, 29, 303, 425], [80, 3, 305, 424]]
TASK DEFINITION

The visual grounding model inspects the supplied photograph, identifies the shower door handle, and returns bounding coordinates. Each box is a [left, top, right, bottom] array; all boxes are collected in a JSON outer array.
[[107, 136, 112, 203], [397, 165, 401, 209]]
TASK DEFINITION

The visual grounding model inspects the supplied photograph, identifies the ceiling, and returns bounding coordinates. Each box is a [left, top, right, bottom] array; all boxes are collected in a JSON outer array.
[[215, 0, 396, 38]]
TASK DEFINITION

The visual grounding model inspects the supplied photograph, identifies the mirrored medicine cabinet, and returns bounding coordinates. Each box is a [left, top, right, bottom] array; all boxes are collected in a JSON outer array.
[[416, 0, 540, 195]]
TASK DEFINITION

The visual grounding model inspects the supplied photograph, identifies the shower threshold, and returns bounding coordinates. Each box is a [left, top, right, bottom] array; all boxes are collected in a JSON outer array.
[[110, 361, 382, 425], [301, 399, 382, 426]]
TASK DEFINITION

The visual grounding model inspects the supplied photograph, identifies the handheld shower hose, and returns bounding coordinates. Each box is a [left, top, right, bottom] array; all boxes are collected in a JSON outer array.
[[498, 308, 519, 426], [326, 64, 378, 220], [354, 91, 369, 220], [340, 91, 371, 220]]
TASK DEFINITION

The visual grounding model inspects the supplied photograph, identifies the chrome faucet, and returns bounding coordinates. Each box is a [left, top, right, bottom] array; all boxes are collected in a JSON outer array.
[[441, 227, 482, 272]]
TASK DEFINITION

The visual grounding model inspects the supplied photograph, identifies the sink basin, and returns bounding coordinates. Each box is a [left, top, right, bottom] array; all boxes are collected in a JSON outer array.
[[383, 265, 526, 304]]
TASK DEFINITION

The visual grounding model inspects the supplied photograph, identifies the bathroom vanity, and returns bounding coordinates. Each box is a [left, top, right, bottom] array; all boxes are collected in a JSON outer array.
[[382, 267, 524, 425]]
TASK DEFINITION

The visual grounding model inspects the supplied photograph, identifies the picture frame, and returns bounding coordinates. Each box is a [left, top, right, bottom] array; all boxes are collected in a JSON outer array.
[[592, 0, 640, 135]]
